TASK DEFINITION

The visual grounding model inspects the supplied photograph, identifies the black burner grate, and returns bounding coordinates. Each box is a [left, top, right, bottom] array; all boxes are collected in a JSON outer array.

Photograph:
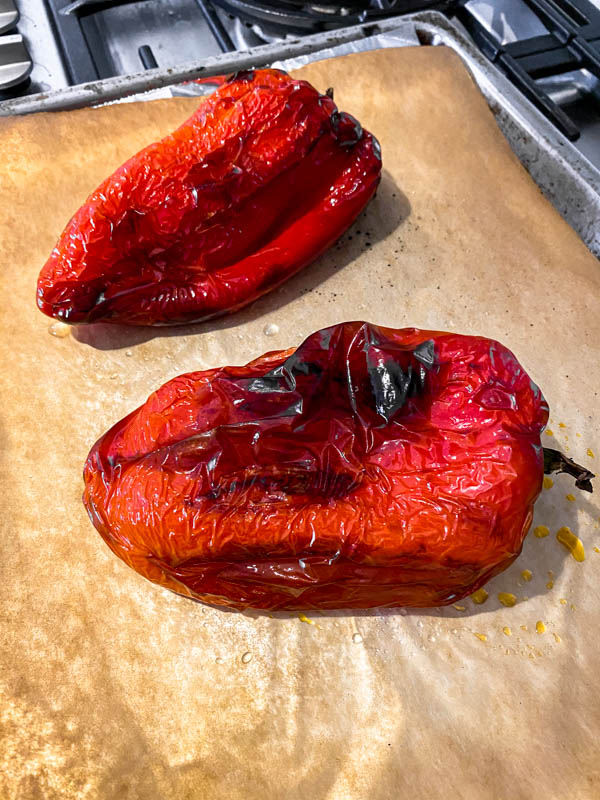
[[209, 0, 451, 33], [455, 0, 600, 141]]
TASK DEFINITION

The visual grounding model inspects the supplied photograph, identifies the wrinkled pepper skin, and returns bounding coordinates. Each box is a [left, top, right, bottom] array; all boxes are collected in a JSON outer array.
[[83, 322, 549, 610], [37, 70, 381, 326]]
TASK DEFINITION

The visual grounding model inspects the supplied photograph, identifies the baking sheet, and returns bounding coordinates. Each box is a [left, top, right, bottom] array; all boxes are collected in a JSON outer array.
[[1, 47, 599, 799]]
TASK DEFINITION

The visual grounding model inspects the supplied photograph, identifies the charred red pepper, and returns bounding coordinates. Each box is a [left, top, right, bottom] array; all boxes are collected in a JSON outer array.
[[82, 322, 594, 610], [37, 70, 381, 326]]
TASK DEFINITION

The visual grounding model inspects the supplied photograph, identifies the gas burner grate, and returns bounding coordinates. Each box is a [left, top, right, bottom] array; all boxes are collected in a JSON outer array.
[[210, 0, 451, 33], [455, 0, 600, 141]]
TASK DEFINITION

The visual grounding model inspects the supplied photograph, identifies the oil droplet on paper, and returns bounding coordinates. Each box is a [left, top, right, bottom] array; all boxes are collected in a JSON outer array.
[[534, 525, 550, 538], [536, 621, 546, 634], [498, 593, 517, 607], [215, 656, 224, 665], [553, 633, 561, 643], [48, 321, 70, 338], [352, 632, 363, 644], [587, 448, 595, 459], [241, 652, 252, 664], [545, 429, 554, 437], [576, 433, 582, 438], [453, 604, 466, 611], [471, 588, 489, 605], [520, 625, 528, 632], [521, 569, 532, 581], [474, 633, 487, 642], [559, 598, 567, 605], [428, 634, 436, 643], [298, 613, 315, 626], [556, 526, 585, 561], [558, 422, 566, 429], [263, 323, 279, 336], [503, 627, 512, 637], [125, 349, 133, 357], [566, 493, 576, 502], [543, 477, 554, 489], [594, 547, 600, 554], [546, 580, 554, 589]]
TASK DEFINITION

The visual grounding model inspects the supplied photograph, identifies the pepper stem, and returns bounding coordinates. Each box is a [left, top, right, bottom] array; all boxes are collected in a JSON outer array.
[[326, 87, 334, 100], [543, 447, 595, 493]]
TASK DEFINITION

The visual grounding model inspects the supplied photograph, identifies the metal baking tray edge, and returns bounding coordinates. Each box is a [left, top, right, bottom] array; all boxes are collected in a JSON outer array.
[[1, 11, 598, 256]]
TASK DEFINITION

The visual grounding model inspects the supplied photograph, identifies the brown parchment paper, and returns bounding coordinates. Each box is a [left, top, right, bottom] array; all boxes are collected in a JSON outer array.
[[1, 47, 599, 800]]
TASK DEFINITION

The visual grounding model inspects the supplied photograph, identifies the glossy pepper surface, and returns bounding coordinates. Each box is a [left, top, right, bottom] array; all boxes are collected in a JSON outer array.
[[37, 70, 381, 326], [83, 321, 567, 611]]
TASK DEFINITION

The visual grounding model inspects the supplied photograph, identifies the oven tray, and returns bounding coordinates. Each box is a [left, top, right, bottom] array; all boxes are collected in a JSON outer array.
[[1, 11, 598, 256]]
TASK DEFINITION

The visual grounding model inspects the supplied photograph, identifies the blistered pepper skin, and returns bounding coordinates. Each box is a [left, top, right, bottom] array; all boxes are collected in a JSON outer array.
[[37, 70, 381, 326], [83, 322, 549, 610]]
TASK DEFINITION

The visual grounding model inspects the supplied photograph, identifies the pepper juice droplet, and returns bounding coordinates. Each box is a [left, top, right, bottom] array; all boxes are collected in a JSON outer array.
[[503, 627, 512, 636], [48, 321, 70, 338], [298, 613, 315, 625], [587, 448, 595, 459], [474, 633, 487, 642], [498, 593, 517, 607], [566, 493, 576, 502], [556, 527, 585, 562], [241, 651, 252, 664], [545, 430, 554, 437], [263, 323, 280, 336], [471, 588, 489, 605], [521, 569, 533, 581], [352, 632, 363, 644], [534, 525, 550, 539], [543, 477, 554, 489]]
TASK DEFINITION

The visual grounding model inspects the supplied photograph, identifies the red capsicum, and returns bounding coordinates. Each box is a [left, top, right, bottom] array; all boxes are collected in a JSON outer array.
[[82, 322, 594, 610], [37, 69, 381, 326]]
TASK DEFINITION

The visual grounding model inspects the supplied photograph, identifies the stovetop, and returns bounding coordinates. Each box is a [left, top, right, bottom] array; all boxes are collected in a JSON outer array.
[[2, 0, 600, 170]]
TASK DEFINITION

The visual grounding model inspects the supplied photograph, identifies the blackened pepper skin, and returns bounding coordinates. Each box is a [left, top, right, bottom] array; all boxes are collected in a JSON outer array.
[[37, 70, 381, 326], [82, 322, 592, 611]]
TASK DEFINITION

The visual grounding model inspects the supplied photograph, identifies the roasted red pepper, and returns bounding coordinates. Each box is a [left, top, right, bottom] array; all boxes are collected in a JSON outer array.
[[37, 70, 381, 326], [82, 322, 593, 610]]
